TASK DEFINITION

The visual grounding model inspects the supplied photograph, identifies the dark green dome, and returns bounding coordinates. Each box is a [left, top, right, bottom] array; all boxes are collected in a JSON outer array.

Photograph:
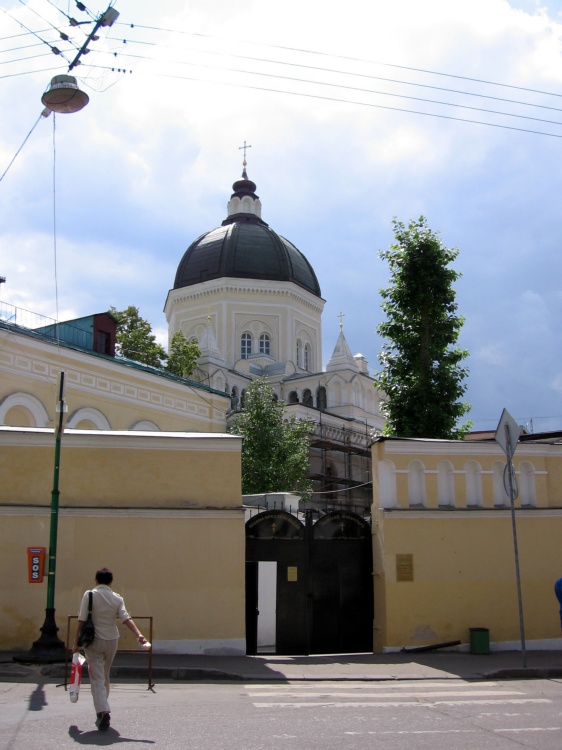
[[173, 173, 321, 298]]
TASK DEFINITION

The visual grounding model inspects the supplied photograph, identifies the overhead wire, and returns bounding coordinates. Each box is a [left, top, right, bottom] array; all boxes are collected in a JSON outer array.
[[123, 22, 562, 101], [112, 34, 562, 115]]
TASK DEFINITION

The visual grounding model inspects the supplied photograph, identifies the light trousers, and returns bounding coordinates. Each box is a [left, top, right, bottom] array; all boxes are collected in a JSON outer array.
[[85, 637, 119, 714]]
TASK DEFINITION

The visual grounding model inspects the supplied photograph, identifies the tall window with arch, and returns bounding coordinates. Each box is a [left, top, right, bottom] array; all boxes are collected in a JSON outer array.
[[465, 461, 483, 506], [304, 343, 312, 371], [259, 332, 270, 356], [296, 339, 302, 368], [241, 332, 252, 359]]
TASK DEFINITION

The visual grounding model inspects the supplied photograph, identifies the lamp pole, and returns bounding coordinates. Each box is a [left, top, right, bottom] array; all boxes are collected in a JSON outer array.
[[30, 371, 67, 660]]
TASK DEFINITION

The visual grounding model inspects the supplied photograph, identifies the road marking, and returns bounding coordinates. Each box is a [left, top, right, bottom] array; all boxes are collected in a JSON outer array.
[[245, 681, 502, 689], [345, 729, 477, 735], [495, 727, 561, 733], [252, 699, 551, 708], [248, 690, 522, 698]]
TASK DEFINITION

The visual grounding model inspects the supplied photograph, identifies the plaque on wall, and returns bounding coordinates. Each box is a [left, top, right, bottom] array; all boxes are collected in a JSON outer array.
[[396, 554, 414, 582]]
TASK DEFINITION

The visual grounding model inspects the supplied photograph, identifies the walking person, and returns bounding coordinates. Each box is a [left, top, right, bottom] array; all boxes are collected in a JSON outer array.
[[73, 567, 148, 731]]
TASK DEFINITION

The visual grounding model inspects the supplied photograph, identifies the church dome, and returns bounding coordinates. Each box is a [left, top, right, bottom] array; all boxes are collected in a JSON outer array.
[[173, 171, 322, 298]]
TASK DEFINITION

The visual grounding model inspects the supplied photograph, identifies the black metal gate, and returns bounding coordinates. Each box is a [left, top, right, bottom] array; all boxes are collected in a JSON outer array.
[[246, 509, 373, 655]]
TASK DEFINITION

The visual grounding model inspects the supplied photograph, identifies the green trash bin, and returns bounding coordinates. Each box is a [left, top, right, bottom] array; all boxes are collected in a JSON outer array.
[[469, 627, 490, 655]]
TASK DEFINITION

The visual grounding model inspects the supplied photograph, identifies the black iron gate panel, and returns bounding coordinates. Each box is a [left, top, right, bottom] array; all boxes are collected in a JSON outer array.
[[246, 509, 373, 655]]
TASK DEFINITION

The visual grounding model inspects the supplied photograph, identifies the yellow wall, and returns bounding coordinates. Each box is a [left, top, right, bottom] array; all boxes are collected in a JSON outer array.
[[0, 327, 230, 433], [1, 512, 245, 651], [0, 428, 245, 652], [372, 437, 562, 652], [373, 510, 562, 650], [1, 430, 241, 508]]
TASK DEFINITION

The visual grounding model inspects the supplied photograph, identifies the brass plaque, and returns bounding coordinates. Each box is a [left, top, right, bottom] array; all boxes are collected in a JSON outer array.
[[396, 554, 414, 582], [287, 566, 298, 582]]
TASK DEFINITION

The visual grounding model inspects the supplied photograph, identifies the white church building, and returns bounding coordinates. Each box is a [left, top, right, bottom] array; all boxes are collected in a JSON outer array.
[[164, 164, 386, 511]]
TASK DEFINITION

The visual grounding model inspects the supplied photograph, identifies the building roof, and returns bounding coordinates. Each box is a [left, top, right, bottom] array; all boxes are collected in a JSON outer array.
[[173, 171, 322, 298]]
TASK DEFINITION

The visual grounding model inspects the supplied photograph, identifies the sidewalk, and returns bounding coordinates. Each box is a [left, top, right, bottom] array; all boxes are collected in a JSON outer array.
[[2, 649, 561, 684]]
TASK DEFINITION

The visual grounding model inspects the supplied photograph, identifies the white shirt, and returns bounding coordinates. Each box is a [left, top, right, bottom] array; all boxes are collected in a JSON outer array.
[[78, 584, 131, 640]]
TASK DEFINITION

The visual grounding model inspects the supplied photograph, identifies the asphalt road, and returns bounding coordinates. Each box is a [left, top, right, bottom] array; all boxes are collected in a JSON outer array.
[[1, 678, 562, 749]]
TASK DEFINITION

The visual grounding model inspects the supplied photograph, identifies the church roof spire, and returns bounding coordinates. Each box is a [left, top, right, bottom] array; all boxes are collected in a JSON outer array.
[[326, 313, 359, 372], [226, 141, 262, 220]]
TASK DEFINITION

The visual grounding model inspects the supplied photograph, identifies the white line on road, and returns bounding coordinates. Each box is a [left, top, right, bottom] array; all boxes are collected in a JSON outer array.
[[495, 727, 561, 733], [252, 699, 551, 708], [248, 690, 522, 699]]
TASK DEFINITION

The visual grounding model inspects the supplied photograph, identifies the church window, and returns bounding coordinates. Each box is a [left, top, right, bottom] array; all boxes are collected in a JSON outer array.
[[296, 339, 302, 367], [241, 332, 252, 359], [317, 386, 327, 411], [259, 332, 270, 355], [288, 391, 299, 404], [303, 389, 313, 407], [304, 343, 311, 371]]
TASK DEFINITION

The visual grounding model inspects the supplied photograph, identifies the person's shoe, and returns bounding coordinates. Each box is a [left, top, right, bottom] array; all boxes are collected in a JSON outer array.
[[96, 712, 110, 731]]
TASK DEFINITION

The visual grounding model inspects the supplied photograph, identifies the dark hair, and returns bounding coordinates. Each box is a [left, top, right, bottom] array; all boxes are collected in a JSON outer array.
[[95, 568, 113, 585]]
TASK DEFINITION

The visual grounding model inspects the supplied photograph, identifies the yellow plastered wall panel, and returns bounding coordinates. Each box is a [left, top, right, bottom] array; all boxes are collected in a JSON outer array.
[[372, 437, 562, 651], [0, 429, 242, 507], [0, 512, 245, 650], [0, 427, 245, 652], [374, 513, 562, 650], [0, 329, 230, 433]]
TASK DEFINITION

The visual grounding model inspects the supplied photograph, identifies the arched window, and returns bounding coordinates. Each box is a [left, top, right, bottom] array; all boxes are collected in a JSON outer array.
[[288, 391, 299, 404], [241, 332, 252, 359], [519, 461, 537, 506], [493, 461, 508, 506], [303, 389, 313, 407], [296, 339, 302, 368], [378, 460, 397, 508], [231, 387, 239, 411], [259, 332, 270, 355], [465, 461, 483, 506], [437, 460, 455, 507], [317, 386, 327, 411], [67, 408, 111, 430], [0, 393, 50, 427], [408, 460, 426, 507], [304, 343, 312, 371]]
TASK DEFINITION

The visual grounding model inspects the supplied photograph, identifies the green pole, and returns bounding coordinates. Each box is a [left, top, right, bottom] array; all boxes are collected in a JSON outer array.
[[30, 371, 66, 660]]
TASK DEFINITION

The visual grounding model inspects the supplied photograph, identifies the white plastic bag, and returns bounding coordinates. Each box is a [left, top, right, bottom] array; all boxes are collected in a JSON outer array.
[[69, 652, 85, 703]]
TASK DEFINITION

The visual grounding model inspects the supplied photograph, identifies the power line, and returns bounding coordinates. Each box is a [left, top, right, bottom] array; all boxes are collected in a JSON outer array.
[[111, 33, 562, 116], [123, 22, 562, 101]]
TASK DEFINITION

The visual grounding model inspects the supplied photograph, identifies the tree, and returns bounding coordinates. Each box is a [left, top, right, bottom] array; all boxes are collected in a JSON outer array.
[[375, 217, 471, 439], [109, 306, 167, 368], [166, 331, 200, 378], [228, 377, 313, 497]]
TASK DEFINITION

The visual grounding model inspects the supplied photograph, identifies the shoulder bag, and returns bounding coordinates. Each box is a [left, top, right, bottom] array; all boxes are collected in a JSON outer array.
[[77, 591, 96, 648]]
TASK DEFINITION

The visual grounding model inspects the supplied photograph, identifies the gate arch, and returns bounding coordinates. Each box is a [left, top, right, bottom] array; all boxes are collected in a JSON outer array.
[[246, 509, 373, 655]]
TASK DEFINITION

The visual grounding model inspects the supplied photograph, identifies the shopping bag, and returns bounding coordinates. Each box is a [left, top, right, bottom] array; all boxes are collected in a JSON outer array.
[[69, 652, 85, 703]]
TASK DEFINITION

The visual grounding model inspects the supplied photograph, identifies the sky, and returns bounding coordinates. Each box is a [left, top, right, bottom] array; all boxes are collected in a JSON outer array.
[[1, 0, 562, 434]]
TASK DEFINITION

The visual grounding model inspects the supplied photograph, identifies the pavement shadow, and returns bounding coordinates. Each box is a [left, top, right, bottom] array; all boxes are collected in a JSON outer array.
[[28, 680, 48, 711], [68, 725, 155, 745]]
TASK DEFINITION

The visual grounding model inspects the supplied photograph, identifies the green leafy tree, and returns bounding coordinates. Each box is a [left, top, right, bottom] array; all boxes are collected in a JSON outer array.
[[109, 306, 167, 368], [166, 330, 201, 378], [228, 377, 313, 497], [375, 217, 471, 439]]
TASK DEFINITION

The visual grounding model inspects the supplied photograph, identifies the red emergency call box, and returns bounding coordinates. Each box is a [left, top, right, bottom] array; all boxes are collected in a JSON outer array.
[[27, 547, 46, 583]]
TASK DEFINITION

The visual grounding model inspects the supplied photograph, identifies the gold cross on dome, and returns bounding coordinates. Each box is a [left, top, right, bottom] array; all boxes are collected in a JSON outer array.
[[238, 140, 252, 168]]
